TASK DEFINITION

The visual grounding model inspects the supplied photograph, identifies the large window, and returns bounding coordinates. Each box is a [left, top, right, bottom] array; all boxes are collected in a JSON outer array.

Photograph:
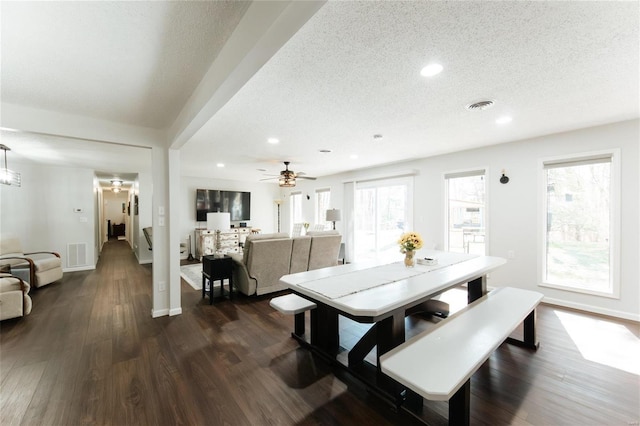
[[541, 151, 619, 297], [445, 170, 486, 254], [315, 188, 331, 228], [354, 177, 412, 261], [290, 191, 302, 228]]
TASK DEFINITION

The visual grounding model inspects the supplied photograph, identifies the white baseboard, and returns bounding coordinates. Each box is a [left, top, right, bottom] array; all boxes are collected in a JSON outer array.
[[139, 259, 152, 265], [542, 297, 640, 322], [151, 308, 169, 318], [63, 265, 95, 273], [169, 307, 182, 316]]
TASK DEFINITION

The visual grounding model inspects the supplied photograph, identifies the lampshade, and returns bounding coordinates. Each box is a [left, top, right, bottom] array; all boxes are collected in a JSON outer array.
[[207, 212, 230, 231], [326, 209, 341, 222]]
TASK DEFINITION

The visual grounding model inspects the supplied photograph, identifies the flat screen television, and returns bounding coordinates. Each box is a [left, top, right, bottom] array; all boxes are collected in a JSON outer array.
[[196, 189, 251, 222]]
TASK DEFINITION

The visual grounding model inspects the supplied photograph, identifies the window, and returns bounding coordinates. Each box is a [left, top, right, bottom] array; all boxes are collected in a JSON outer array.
[[315, 188, 331, 228], [290, 191, 302, 229], [445, 170, 486, 254], [354, 177, 413, 261], [541, 151, 619, 297]]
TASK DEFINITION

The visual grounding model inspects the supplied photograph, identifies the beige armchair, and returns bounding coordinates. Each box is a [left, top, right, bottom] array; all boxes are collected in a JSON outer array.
[[0, 273, 32, 320], [0, 236, 63, 288]]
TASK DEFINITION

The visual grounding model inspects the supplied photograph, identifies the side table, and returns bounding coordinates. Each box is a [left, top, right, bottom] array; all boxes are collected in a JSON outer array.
[[201, 255, 233, 304]]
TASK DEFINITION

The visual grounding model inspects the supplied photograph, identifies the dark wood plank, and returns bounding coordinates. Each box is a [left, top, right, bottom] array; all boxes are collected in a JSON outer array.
[[1, 239, 638, 425]]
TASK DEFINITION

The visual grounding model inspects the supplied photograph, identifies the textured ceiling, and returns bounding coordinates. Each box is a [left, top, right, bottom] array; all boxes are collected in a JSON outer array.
[[1, 1, 638, 183], [182, 0, 639, 181], [1, 0, 250, 128]]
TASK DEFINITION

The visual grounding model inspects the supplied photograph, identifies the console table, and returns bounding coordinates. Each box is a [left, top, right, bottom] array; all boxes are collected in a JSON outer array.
[[195, 228, 251, 259], [202, 255, 234, 304]]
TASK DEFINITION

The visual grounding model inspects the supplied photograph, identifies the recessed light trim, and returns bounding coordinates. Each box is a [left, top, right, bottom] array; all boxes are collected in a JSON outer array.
[[216, 163, 225, 168], [267, 138, 279, 144], [496, 116, 513, 124], [420, 63, 443, 77]]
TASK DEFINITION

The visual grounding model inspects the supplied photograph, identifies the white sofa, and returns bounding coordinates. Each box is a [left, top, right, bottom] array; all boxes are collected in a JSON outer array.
[[231, 231, 342, 296]]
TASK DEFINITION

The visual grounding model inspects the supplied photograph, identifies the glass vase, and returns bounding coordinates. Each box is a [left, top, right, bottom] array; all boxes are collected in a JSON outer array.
[[404, 250, 415, 267]]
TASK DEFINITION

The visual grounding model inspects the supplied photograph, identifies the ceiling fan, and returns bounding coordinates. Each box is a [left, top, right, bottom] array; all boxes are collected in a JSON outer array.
[[261, 161, 316, 187]]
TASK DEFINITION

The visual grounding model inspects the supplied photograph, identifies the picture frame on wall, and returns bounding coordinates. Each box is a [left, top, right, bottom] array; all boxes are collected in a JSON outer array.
[[134, 195, 139, 215]]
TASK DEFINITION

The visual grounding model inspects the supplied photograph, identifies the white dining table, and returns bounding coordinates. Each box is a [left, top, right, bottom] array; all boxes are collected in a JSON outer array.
[[280, 250, 507, 366]]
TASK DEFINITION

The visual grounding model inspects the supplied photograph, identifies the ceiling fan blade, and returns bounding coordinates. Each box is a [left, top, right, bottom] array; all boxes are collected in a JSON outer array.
[[259, 177, 278, 181], [297, 176, 317, 180]]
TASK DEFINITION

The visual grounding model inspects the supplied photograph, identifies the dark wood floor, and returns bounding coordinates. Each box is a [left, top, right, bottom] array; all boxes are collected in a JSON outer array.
[[1, 240, 638, 425]]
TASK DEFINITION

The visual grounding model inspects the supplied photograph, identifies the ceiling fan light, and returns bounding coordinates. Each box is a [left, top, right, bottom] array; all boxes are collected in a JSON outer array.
[[279, 176, 296, 187]]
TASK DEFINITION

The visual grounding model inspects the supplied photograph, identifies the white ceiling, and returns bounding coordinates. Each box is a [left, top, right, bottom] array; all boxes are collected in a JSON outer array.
[[1, 1, 638, 184]]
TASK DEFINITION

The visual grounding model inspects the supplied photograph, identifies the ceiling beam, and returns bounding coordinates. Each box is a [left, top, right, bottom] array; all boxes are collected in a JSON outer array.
[[166, 0, 326, 150]]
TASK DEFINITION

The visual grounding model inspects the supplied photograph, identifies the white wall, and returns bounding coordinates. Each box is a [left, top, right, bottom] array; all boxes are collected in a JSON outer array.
[[179, 175, 282, 249], [297, 120, 639, 320], [0, 162, 96, 271]]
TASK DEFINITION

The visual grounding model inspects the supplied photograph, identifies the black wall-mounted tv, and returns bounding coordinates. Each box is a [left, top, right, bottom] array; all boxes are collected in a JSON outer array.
[[196, 189, 251, 222]]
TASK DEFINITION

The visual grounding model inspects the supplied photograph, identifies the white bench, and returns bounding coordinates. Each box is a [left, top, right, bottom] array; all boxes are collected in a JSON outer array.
[[270, 293, 317, 338], [380, 287, 543, 425]]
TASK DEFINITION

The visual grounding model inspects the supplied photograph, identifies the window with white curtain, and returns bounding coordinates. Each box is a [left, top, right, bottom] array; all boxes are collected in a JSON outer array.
[[290, 191, 302, 230], [541, 151, 619, 297], [315, 188, 331, 228], [445, 170, 486, 254], [354, 176, 413, 261]]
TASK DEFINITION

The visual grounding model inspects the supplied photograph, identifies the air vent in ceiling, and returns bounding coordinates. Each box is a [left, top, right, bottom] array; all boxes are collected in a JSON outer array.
[[466, 100, 495, 111]]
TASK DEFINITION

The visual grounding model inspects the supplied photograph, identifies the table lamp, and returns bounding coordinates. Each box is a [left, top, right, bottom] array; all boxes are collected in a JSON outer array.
[[325, 209, 341, 230], [207, 212, 231, 255]]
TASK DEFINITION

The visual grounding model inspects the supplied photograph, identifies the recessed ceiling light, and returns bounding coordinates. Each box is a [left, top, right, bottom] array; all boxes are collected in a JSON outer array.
[[319, 149, 332, 153], [350, 154, 359, 159], [267, 138, 279, 144], [420, 63, 443, 77], [496, 116, 513, 124], [111, 179, 123, 187], [216, 163, 225, 168]]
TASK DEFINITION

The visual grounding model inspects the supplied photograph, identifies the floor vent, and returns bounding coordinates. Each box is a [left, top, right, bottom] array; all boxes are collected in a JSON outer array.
[[67, 243, 87, 267]]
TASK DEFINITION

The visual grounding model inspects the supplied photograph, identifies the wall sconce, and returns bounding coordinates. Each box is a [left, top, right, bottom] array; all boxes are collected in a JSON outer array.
[[500, 169, 510, 184], [0, 144, 21, 187]]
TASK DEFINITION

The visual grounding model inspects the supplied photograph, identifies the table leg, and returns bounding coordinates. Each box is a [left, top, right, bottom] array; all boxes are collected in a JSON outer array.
[[311, 304, 339, 356], [202, 274, 206, 299]]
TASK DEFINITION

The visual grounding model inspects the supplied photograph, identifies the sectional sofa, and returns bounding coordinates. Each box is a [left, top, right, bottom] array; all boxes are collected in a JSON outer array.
[[231, 231, 342, 296]]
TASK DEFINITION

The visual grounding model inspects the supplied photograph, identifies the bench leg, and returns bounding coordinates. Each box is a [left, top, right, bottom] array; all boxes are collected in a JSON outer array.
[[449, 379, 470, 426], [294, 312, 305, 336], [468, 276, 486, 303], [506, 309, 540, 350]]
